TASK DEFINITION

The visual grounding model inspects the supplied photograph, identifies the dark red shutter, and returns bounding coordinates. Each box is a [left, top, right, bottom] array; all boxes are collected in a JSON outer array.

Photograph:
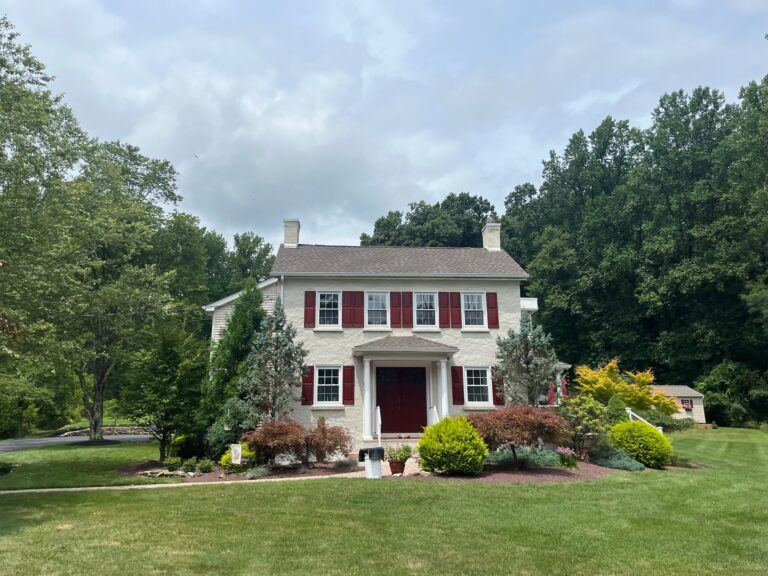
[[390, 292, 402, 328], [449, 292, 462, 328], [342, 365, 355, 405], [353, 291, 364, 327], [401, 291, 413, 328], [438, 292, 450, 328], [492, 373, 504, 406], [451, 365, 464, 405], [487, 292, 499, 329], [342, 292, 353, 327], [304, 292, 316, 328], [301, 366, 314, 405]]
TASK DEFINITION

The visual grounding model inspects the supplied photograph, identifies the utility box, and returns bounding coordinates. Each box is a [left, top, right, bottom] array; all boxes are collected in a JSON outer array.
[[364, 447, 385, 479]]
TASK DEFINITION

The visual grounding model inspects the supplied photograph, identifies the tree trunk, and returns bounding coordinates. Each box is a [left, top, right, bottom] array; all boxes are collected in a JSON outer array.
[[159, 431, 171, 462]]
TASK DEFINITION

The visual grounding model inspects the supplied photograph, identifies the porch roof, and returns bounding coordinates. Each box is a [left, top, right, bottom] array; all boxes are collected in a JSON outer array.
[[352, 335, 458, 356]]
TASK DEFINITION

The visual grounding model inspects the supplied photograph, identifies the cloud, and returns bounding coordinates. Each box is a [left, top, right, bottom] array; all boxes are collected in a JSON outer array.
[[2, 0, 767, 247]]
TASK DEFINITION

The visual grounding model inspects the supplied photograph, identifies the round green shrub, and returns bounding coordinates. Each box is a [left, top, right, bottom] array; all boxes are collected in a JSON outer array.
[[417, 416, 488, 476], [164, 456, 182, 471], [609, 420, 672, 469]]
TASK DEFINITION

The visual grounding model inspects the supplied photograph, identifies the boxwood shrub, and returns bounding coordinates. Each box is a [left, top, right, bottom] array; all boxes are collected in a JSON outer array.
[[609, 420, 672, 469], [417, 416, 488, 476]]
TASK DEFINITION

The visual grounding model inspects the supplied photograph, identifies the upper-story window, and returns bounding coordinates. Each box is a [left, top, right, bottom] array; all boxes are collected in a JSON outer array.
[[465, 367, 491, 404], [462, 293, 486, 327], [318, 292, 340, 326], [415, 292, 437, 326], [366, 292, 388, 326]]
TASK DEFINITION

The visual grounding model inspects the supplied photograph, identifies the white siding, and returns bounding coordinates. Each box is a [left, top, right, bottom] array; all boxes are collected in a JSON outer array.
[[209, 280, 280, 343]]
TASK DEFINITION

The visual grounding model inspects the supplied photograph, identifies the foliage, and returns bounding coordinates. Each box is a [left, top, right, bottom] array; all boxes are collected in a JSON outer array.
[[487, 447, 561, 469], [242, 419, 308, 465], [169, 434, 205, 459], [609, 421, 673, 469], [181, 458, 198, 473], [197, 458, 215, 473], [305, 417, 352, 464], [555, 446, 579, 469], [695, 361, 768, 426], [606, 394, 629, 425], [219, 442, 255, 473], [205, 397, 248, 459], [164, 457, 182, 471], [495, 314, 559, 405], [384, 444, 413, 463], [244, 465, 271, 479], [635, 409, 695, 432], [575, 360, 678, 415], [417, 416, 488, 476], [360, 192, 498, 247], [558, 395, 609, 454], [590, 445, 645, 472], [236, 298, 308, 428], [0, 461, 12, 475], [0, 373, 54, 438], [467, 405, 566, 463]]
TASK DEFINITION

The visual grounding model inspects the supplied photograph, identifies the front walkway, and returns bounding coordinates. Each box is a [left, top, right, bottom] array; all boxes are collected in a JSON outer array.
[[0, 459, 422, 496]]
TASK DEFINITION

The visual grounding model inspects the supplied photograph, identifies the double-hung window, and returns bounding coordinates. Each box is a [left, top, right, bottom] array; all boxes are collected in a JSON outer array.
[[462, 293, 486, 327], [316, 367, 341, 404], [465, 367, 491, 404], [317, 292, 340, 326], [366, 292, 388, 327], [415, 293, 437, 327]]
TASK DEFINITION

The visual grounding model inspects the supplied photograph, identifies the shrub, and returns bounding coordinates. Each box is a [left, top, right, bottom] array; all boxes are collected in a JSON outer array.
[[590, 445, 645, 471], [169, 434, 205, 459], [219, 442, 256, 473], [333, 458, 360, 471], [555, 446, 578, 469], [198, 458, 215, 473], [305, 417, 352, 463], [181, 458, 198, 473], [636, 409, 694, 432], [609, 421, 672, 469], [468, 405, 567, 459], [243, 419, 308, 464], [245, 465, 271, 479], [385, 444, 413, 462], [417, 416, 488, 476], [164, 456, 182, 471], [487, 447, 560, 469], [0, 461, 12, 475], [559, 395, 609, 454], [606, 395, 629, 425]]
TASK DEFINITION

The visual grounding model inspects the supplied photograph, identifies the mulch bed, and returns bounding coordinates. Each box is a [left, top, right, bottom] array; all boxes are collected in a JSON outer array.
[[397, 461, 617, 484], [186, 463, 360, 483]]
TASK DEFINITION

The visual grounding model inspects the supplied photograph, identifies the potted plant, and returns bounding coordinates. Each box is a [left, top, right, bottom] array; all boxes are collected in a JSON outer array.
[[385, 444, 413, 474]]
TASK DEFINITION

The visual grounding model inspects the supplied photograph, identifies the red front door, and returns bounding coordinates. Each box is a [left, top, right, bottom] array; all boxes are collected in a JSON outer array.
[[376, 367, 427, 433]]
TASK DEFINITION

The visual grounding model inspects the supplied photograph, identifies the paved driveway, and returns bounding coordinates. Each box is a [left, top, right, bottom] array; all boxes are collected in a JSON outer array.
[[0, 435, 152, 453]]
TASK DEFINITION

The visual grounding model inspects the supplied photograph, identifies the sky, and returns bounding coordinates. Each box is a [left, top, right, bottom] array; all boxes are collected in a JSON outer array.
[[2, 0, 767, 247]]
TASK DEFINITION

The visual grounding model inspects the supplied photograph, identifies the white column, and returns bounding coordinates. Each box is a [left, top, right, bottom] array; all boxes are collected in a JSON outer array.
[[439, 359, 449, 419], [363, 359, 372, 440]]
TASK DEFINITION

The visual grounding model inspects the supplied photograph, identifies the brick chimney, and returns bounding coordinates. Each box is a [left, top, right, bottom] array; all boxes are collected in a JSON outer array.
[[283, 218, 300, 247]]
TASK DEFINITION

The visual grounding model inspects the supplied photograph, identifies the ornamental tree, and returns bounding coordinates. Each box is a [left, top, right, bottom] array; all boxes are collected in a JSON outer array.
[[495, 313, 558, 405]]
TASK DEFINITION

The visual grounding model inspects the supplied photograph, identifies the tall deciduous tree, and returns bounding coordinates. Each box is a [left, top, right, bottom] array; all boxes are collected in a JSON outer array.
[[495, 314, 558, 405]]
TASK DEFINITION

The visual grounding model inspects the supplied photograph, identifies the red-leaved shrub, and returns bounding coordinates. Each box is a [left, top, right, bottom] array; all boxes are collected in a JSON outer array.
[[305, 417, 352, 463], [243, 417, 353, 465], [468, 406, 568, 453]]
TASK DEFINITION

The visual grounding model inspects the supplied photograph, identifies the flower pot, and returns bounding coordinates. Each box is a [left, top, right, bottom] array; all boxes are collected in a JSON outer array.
[[388, 460, 406, 475]]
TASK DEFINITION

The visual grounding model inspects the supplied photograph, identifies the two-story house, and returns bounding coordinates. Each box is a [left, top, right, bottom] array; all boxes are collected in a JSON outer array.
[[204, 218, 533, 446]]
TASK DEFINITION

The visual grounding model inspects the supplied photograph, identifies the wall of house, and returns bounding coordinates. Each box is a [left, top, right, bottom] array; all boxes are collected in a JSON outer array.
[[672, 397, 706, 424], [281, 276, 522, 440], [210, 283, 279, 342]]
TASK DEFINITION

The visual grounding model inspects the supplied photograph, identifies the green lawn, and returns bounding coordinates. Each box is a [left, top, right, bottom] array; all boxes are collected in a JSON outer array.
[[0, 441, 180, 490], [0, 429, 767, 575]]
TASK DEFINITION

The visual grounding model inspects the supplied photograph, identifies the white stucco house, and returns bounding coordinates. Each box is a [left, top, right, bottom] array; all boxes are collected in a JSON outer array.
[[204, 218, 535, 447]]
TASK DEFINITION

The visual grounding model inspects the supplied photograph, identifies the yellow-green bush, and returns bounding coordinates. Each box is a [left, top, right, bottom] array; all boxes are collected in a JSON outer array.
[[219, 442, 255, 473], [417, 416, 488, 476], [609, 420, 672, 469]]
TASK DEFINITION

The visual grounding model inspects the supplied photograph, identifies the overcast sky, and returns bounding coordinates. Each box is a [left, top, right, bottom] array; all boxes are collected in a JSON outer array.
[[2, 0, 767, 246]]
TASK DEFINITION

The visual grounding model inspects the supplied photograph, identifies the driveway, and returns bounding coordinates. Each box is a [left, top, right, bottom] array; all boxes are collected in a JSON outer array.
[[0, 435, 152, 453]]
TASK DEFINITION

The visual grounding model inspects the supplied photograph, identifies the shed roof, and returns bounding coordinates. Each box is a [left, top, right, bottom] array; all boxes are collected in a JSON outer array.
[[652, 385, 704, 398], [271, 244, 528, 278]]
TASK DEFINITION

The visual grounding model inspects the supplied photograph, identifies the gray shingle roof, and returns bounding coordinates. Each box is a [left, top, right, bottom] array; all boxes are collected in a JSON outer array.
[[271, 244, 528, 278], [353, 335, 458, 354], [652, 385, 704, 398]]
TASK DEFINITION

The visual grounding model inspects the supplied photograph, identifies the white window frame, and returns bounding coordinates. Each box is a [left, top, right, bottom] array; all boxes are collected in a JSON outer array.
[[413, 292, 439, 328], [461, 292, 487, 329], [316, 291, 341, 327], [364, 291, 390, 329], [314, 365, 343, 406], [464, 366, 493, 407]]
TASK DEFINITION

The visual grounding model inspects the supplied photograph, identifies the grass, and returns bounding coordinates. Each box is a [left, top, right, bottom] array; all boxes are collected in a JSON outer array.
[[0, 429, 767, 575], [0, 441, 180, 490]]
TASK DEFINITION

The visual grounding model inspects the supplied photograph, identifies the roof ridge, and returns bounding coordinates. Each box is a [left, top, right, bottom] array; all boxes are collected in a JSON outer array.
[[294, 244, 490, 250]]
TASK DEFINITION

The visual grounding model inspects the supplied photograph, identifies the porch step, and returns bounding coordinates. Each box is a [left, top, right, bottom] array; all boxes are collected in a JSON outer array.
[[360, 437, 421, 449]]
